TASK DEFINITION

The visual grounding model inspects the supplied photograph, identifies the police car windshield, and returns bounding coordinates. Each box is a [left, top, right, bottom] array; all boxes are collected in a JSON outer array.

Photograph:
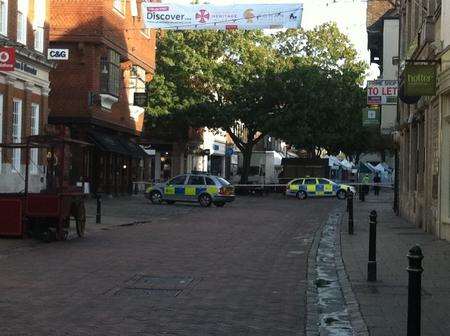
[[218, 177, 231, 186]]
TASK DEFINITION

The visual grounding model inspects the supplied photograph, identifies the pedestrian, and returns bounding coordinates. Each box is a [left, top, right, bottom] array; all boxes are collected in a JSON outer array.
[[373, 173, 381, 196], [362, 174, 370, 196]]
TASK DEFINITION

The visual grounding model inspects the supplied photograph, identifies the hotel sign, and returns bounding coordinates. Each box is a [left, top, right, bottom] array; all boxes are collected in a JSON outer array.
[[404, 64, 436, 96]]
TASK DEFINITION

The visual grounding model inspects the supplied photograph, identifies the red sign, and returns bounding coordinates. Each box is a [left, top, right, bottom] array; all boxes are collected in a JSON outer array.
[[0, 47, 15, 71]]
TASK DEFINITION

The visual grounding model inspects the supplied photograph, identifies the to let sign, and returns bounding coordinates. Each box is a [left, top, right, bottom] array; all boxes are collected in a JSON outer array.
[[0, 47, 15, 71], [367, 80, 398, 105], [362, 106, 381, 127]]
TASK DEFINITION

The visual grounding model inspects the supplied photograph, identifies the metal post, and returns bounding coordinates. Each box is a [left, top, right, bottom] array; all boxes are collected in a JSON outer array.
[[407, 245, 424, 336], [348, 191, 354, 235], [96, 195, 102, 224], [367, 210, 377, 281]]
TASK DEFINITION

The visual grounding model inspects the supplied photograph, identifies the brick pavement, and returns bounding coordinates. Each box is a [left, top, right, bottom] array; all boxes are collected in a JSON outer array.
[[341, 192, 450, 336], [0, 195, 339, 335]]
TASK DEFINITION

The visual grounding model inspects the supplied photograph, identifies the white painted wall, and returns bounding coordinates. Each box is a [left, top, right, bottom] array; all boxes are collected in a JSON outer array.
[[442, 0, 450, 48], [381, 18, 399, 134]]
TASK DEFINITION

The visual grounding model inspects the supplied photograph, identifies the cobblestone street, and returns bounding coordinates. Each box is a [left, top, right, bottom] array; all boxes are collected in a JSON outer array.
[[0, 195, 338, 336]]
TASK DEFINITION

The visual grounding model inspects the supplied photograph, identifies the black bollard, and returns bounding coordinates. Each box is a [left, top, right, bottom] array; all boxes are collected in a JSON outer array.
[[407, 245, 424, 336], [367, 210, 377, 281], [96, 195, 102, 224], [348, 191, 354, 235]]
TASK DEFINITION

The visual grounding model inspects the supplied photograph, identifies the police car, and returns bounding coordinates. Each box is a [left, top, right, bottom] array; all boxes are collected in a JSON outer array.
[[286, 177, 355, 200], [147, 173, 235, 207]]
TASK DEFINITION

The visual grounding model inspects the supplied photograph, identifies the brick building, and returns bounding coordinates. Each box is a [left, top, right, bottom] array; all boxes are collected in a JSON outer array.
[[0, 0, 52, 192], [48, 0, 156, 194]]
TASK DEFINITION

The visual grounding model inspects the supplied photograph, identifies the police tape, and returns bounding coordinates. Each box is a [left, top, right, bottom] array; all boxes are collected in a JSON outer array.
[[233, 183, 394, 188]]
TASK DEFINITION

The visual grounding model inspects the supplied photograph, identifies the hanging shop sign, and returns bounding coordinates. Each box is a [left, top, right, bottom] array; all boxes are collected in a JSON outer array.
[[404, 64, 436, 96], [367, 80, 398, 105], [362, 106, 381, 127], [141, 2, 303, 30], [0, 47, 16, 71]]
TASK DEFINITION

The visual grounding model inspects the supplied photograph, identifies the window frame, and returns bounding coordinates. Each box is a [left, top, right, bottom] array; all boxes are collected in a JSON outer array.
[[113, 0, 126, 15], [0, 0, 8, 36], [16, 0, 27, 45], [100, 49, 121, 97], [304, 178, 317, 185], [12, 99, 23, 172], [30, 103, 40, 174], [33, 0, 45, 52]]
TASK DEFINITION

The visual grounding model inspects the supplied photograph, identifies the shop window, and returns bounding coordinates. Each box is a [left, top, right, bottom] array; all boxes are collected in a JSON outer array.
[[100, 49, 121, 97], [0, 0, 7, 36]]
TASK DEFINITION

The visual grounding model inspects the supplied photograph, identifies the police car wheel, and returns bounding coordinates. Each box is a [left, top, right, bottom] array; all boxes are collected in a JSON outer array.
[[199, 194, 212, 207], [337, 190, 347, 200], [150, 191, 163, 204], [296, 191, 307, 200]]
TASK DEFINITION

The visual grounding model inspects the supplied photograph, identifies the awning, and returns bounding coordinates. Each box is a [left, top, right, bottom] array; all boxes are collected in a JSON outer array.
[[87, 130, 146, 158], [117, 137, 147, 158]]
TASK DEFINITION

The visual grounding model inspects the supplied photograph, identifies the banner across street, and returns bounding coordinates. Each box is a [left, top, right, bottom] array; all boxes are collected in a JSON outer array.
[[141, 2, 303, 30]]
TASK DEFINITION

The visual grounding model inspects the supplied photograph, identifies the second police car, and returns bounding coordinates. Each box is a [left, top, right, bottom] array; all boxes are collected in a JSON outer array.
[[286, 177, 356, 200], [147, 173, 235, 207]]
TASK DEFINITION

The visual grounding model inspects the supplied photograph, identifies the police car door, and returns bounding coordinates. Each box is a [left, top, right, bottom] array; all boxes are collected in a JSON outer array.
[[317, 178, 332, 196], [185, 175, 205, 201], [304, 178, 317, 197], [164, 175, 187, 201]]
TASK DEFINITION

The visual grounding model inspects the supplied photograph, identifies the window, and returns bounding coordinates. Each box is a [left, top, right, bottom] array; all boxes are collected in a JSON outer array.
[[188, 175, 205, 185], [100, 49, 121, 97], [12, 99, 22, 172], [168, 175, 187, 185], [17, 0, 27, 44], [34, 0, 45, 52], [218, 177, 231, 186], [317, 179, 330, 185], [0, 0, 7, 36], [205, 177, 216, 185], [113, 0, 125, 14], [30, 104, 39, 174], [304, 178, 317, 185], [291, 179, 304, 185]]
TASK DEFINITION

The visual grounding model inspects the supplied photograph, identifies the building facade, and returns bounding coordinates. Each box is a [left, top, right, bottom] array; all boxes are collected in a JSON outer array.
[[0, 0, 52, 192], [396, 0, 450, 240], [48, 0, 156, 194]]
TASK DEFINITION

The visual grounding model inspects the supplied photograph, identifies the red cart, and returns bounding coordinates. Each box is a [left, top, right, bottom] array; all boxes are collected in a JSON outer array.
[[0, 135, 89, 241]]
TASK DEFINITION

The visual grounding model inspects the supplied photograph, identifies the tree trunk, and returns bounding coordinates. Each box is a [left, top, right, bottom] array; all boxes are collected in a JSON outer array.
[[240, 144, 253, 184]]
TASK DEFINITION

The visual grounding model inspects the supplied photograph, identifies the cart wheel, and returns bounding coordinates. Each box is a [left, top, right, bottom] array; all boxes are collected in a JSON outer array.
[[75, 203, 86, 238]]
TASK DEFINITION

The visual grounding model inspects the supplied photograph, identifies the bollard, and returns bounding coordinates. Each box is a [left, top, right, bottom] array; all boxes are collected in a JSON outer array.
[[367, 210, 377, 281], [96, 194, 102, 224], [407, 245, 424, 336], [346, 190, 350, 212], [348, 191, 354, 235]]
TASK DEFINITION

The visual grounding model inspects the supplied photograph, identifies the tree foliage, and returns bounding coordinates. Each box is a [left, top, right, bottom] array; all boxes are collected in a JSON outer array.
[[146, 23, 386, 182]]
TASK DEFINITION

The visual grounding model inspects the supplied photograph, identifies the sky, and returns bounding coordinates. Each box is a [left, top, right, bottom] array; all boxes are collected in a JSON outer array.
[[167, 0, 379, 79]]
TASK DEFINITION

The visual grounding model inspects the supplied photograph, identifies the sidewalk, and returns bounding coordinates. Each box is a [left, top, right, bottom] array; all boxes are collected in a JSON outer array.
[[341, 192, 450, 336]]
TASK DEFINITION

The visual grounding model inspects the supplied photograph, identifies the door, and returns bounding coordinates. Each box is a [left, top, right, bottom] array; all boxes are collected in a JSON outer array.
[[164, 175, 187, 201], [304, 178, 318, 196], [185, 175, 206, 201], [318, 178, 334, 196]]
